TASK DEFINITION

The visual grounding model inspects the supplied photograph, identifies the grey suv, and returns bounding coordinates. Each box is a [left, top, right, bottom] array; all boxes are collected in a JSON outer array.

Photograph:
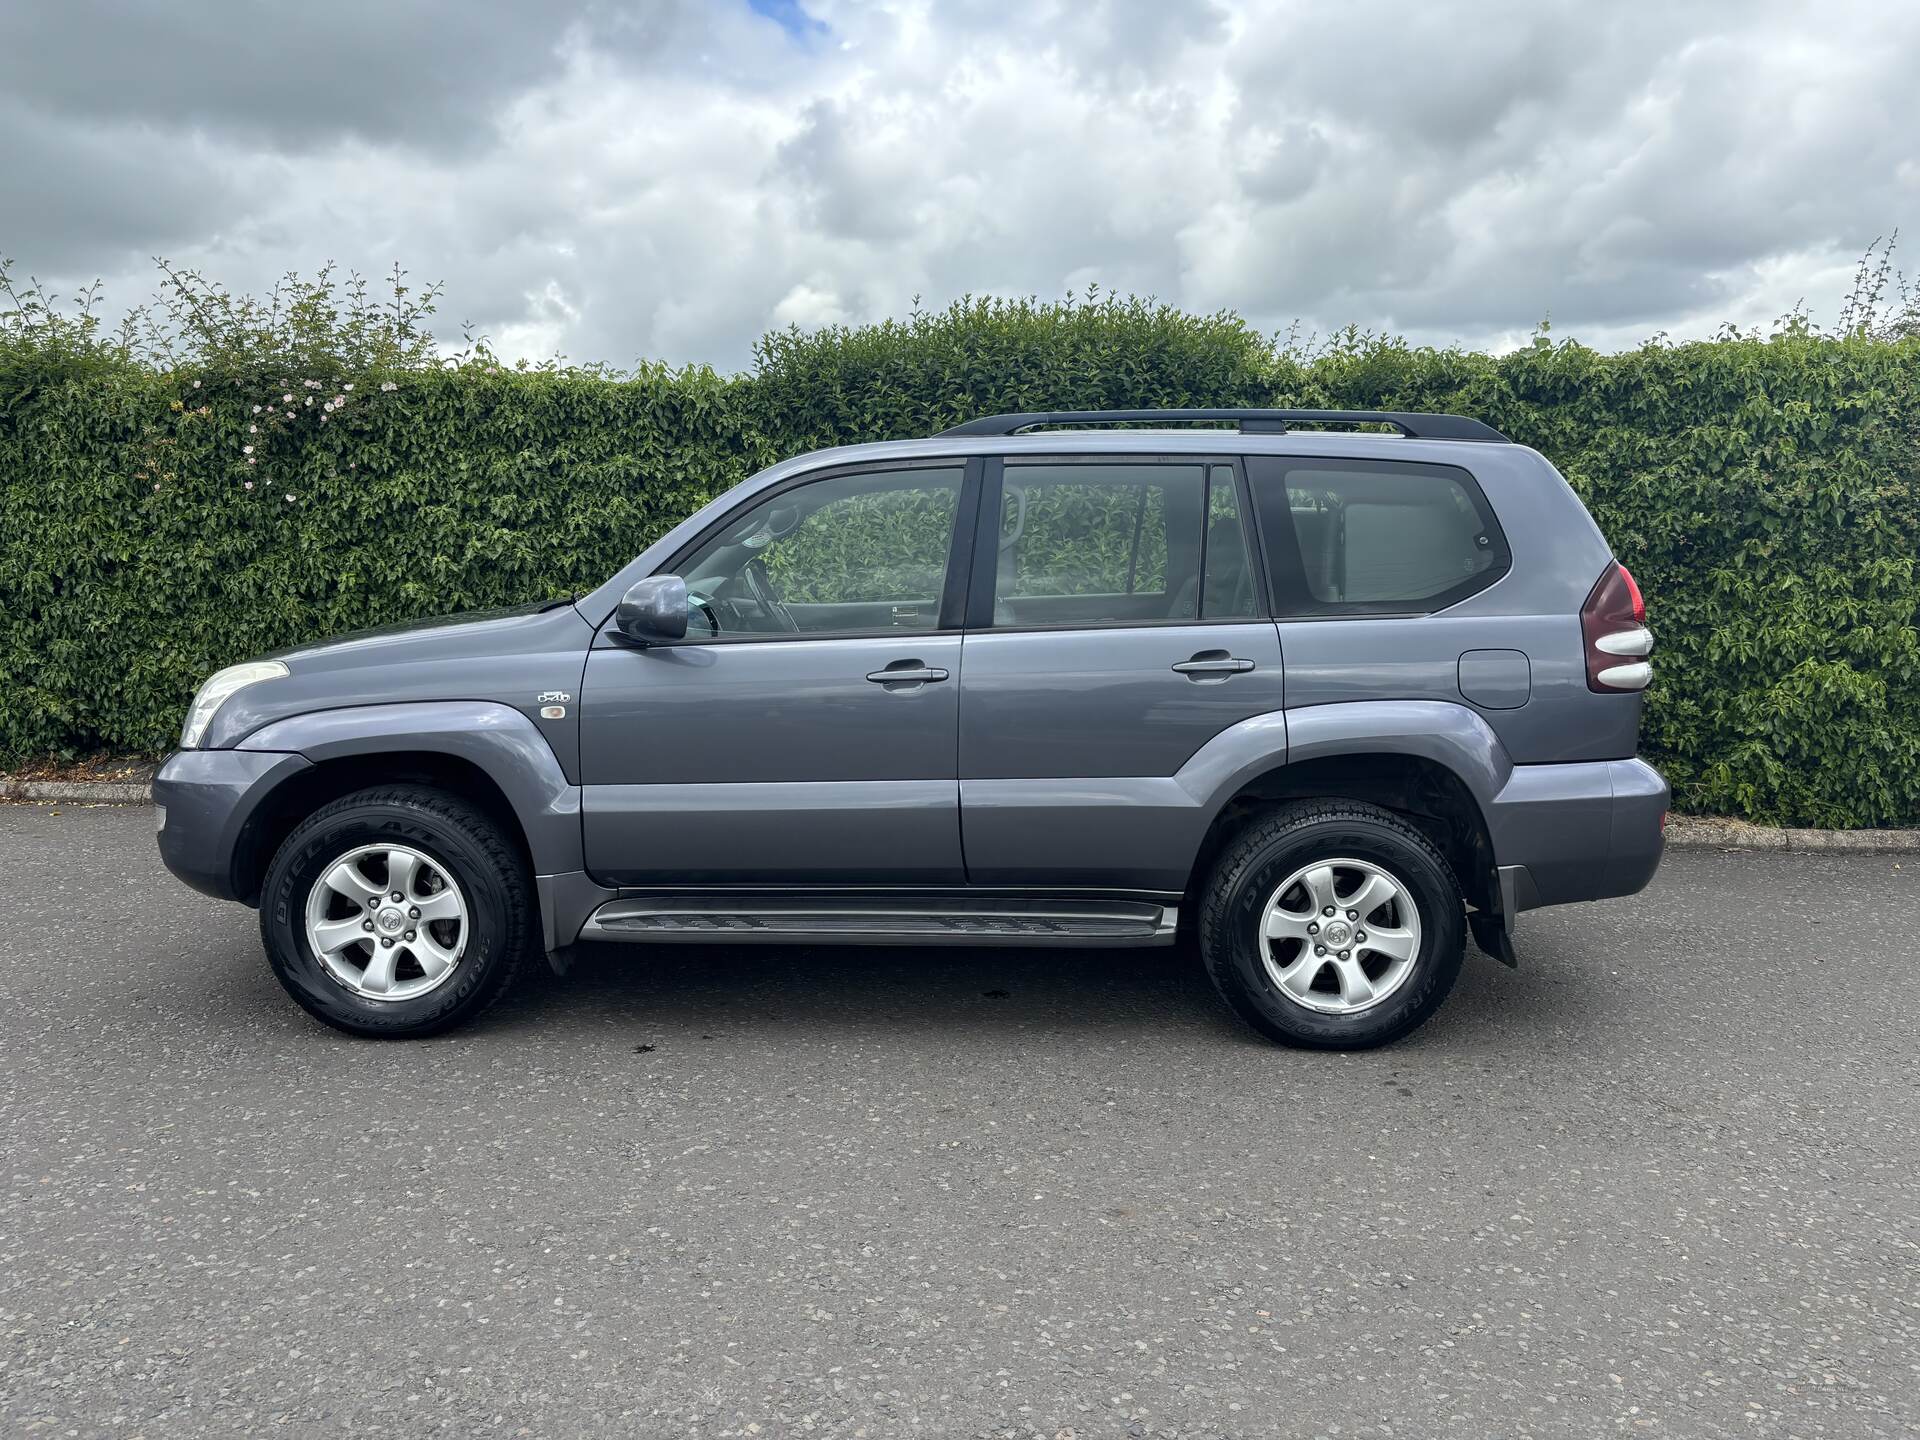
[[155, 408, 1666, 1048]]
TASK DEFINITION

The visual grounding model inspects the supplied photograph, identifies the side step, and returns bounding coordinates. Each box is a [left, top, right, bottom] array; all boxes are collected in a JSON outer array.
[[579, 896, 1179, 947]]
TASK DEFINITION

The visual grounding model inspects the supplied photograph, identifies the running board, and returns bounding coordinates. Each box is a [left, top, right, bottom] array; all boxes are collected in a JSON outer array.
[[579, 896, 1180, 947]]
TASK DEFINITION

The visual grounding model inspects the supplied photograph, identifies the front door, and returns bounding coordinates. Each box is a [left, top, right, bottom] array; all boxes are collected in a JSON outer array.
[[581, 462, 976, 886], [958, 457, 1286, 890]]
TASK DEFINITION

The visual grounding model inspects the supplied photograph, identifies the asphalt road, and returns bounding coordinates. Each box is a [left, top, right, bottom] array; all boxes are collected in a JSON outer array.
[[1, 804, 1915, 1439]]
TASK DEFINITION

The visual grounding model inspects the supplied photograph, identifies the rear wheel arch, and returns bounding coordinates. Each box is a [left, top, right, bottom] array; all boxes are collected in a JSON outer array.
[[1186, 750, 1498, 918]]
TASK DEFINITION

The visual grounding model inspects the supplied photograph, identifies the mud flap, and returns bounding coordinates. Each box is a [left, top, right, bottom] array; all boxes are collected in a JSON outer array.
[[1468, 909, 1519, 968]]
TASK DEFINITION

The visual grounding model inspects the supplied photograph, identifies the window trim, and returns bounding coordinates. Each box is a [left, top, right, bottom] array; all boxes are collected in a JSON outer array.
[[969, 453, 1265, 633], [1198, 461, 1264, 622], [1246, 454, 1512, 619], [638, 456, 983, 647]]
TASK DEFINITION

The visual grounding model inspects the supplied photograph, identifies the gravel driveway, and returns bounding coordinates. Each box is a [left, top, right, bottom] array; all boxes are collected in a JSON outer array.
[[2, 804, 1914, 1437]]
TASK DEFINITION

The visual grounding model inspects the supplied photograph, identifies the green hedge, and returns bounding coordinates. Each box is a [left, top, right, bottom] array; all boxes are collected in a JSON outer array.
[[4, 293, 1918, 826]]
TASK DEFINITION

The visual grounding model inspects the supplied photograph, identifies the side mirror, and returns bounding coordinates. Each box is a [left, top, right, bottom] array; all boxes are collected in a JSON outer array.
[[615, 574, 690, 647]]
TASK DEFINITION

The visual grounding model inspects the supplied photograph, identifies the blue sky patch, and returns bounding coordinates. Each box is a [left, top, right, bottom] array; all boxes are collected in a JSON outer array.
[[748, 0, 828, 41]]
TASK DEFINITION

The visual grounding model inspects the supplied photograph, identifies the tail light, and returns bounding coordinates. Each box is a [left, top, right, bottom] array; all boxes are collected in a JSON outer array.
[[1582, 560, 1652, 692]]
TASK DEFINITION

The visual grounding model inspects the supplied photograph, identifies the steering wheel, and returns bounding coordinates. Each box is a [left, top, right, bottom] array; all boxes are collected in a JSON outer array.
[[743, 557, 800, 633], [684, 588, 724, 639]]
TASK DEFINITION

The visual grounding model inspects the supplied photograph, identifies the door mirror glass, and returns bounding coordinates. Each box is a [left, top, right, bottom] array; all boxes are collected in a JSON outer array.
[[615, 574, 691, 646]]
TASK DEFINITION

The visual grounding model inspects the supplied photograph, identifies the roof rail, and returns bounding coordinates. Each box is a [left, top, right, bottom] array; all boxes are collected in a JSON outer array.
[[936, 408, 1510, 443]]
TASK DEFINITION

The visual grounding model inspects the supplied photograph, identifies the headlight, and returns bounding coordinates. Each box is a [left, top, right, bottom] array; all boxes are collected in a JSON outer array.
[[179, 661, 289, 749]]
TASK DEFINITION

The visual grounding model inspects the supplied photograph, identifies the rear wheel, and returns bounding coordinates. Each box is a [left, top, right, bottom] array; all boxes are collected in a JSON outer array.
[[1199, 800, 1465, 1049], [259, 785, 534, 1038]]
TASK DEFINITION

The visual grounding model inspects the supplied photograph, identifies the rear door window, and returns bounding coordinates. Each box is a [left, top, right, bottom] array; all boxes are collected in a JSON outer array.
[[1248, 456, 1509, 616], [990, 462, 1206, 627]]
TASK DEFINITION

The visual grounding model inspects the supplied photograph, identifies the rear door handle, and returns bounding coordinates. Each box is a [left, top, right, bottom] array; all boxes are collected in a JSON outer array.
[[866, 662, 949, 685], [1172, 651, 1256, 678]]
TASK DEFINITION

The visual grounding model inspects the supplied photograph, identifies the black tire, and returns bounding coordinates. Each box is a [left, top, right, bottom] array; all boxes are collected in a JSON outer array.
[[1198, 800, 1466, 1050], [259, 785, 535, 1038]]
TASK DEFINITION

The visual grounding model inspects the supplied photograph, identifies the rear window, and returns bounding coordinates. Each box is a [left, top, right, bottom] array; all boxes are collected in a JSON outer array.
[[1248, 456, 1509, 616]]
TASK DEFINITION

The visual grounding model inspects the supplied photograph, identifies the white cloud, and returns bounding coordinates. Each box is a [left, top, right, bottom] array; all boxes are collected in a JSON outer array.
[[770, 281, 854, 332], [2, 0, 1915, 369]]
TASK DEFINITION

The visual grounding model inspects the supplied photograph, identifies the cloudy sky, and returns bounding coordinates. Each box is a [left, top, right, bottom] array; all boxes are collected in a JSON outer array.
[[3, 0, 1915, 371]]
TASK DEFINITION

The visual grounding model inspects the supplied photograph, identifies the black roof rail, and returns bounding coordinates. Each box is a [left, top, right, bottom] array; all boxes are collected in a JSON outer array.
[[936, 407, 1509, 443]]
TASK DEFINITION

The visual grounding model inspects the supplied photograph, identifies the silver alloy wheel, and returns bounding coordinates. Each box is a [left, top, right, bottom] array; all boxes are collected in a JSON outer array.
[[1259, 857, 1422, 1016], [302, 843, 469, 1001]]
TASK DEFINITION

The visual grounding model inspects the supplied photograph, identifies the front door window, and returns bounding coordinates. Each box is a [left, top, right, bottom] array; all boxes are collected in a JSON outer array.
[[677, 468, 963, 637]]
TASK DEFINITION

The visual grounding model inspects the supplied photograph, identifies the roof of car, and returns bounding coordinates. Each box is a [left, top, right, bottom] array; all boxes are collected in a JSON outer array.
[[938, 407, 1509, 441], [767, 427, 1517, 470]]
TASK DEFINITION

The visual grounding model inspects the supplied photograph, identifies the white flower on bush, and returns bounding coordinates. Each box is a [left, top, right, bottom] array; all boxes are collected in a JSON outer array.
[[282, 393, 292, 402], [248, 424, 257, 434], [252, 404, 262, 414], [242, 445, 253, 455], [379, 380, 398, 392], [344, 383, 354, 391], [244, 480, 254, 490], [285, 493, 296, 503]]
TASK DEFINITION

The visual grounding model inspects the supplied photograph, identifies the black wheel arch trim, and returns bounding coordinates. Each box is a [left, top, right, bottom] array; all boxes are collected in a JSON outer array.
[[237, 700, 585, 879]]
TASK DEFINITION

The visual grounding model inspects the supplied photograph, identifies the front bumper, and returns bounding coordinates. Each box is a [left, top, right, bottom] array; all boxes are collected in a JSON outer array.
[[1488, 757, 1668, 914], [154, 748, 312, 902]]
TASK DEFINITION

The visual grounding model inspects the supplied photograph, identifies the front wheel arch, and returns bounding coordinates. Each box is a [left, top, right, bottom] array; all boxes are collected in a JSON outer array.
[[232, 751, 535, 907]]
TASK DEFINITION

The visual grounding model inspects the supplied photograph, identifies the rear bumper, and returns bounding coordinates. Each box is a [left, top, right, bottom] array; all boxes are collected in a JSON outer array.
[[1488, 757, 1667, 913], [154, 748, 311, 902]]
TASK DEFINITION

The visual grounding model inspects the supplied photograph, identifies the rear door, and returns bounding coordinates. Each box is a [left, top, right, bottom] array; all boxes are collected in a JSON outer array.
[[957, 456, 1286, 890], [580, 461, 978, 886]]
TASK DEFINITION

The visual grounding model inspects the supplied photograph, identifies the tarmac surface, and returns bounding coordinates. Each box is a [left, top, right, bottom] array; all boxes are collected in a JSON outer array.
[[3, 803, 1915, 1437]]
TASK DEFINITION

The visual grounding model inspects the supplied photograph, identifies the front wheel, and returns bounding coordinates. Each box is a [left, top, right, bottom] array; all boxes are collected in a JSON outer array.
[[1198, 801, 1466, 1049], [259, 785, 535, 1038]]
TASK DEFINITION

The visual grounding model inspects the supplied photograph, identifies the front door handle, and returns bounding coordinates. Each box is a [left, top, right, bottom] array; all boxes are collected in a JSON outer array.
[[866, 661, 950, 686], [1172, 651, 1256, 678]]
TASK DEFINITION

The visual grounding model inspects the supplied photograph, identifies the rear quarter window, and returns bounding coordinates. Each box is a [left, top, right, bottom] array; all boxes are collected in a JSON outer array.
[[1247, 455, 1510, 616]]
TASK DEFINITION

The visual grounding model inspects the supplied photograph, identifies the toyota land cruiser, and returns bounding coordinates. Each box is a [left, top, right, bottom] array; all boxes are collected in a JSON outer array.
[[155, 408, 1666, 1047]]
